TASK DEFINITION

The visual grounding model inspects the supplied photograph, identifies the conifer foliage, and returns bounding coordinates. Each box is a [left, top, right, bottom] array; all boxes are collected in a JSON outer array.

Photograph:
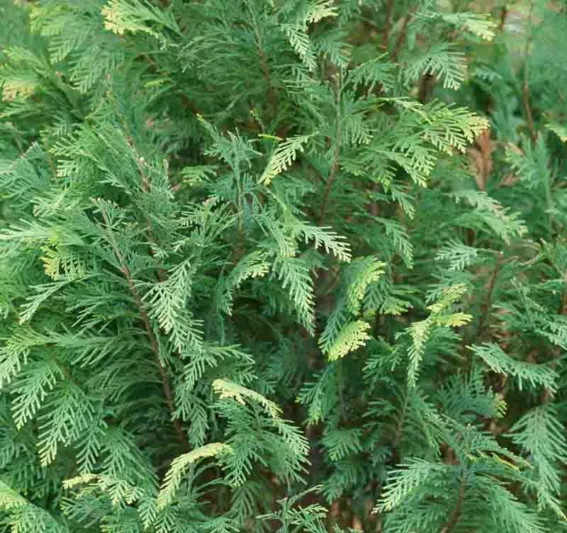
[[1, 0, 567, 531]]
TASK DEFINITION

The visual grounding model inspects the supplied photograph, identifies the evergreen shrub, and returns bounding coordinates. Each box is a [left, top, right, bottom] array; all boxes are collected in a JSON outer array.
[[1, 1, 567, 531]]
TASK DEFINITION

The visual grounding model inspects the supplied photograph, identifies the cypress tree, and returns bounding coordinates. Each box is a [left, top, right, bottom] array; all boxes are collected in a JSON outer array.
[[1, 1, 567, 531]]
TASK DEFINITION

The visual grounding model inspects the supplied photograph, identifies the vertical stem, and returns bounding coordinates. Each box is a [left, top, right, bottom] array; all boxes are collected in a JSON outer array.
[[369, 9, 414, 214], [338, 360, 347, 422], [442, 474, 466, 533], [382, 0, 395, 50], [390, 393, 409, 465], [391, 12, 413, 63], [247, 2, 278, 116], [232, 166, 246, 264], [475, 252, 504, 343], [498, 5, 508, 32], [138, 167, 167, 282], [99, 204, 190, 452], [369, 0, 397, 217], [318, 72, 342, 226], [522, 1, 537, 146], [417, 73, 435, 104]]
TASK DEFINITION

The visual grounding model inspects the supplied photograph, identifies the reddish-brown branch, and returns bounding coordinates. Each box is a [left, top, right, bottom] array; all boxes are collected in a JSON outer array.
[[498, 5, 508, 32], [391, 12, 413, 63], [417, 73, 435, 104], [369, 1, 394, 216], [382, 0, 395, 50], [180, 93, 202, 117], [139, 171, 168, 282], [318, 141, 341, 226], [389, 394, 409, 466], [125, 270, 189, 451], [475, 252, 504, 343], [368, 10, 414, 217], [247, 3, 278, 116], [255, 31, 277, 114], [99, 205, 190, 452], [369, 188, 380, 217], [442, 475, 466, 533]]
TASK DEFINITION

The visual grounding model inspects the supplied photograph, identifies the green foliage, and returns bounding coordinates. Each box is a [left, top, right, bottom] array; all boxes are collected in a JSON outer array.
[[1, 0, 567, 531]]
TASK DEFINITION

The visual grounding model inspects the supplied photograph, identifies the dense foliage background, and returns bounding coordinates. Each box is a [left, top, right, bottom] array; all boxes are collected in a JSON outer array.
[[1, 0, 567, 531]]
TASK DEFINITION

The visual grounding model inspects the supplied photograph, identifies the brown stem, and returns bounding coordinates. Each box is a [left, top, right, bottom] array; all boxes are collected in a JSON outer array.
[[231, 168, 247, 265], [318, 143, 340, 226], [99, 204, 190, 451], [368, 11, 414, 216], [442, 475, 466, 533], [382, 0, 395, 50], [417, 73, 435, 104], [180, 93, 202, 117], [498, 5, 508, 32], [232, 220, 246, 265], [138, 167, 168, 282], [369, 193, 380, 217], [127, 272, 188, 451], [256, 33, 277, 114], [391, 11, 413, 63], [368, 1, 398, 217], [390, 394, 409, 465], [475, 252, 503, 343], [247, 3, 278, 116], [559, 286, 567, 317]]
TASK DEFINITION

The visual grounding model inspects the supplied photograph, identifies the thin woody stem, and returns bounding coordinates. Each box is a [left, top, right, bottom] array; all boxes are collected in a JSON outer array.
[[391, 11, 413, 63], [474, 252, 504, 342], [498, 5, 508, 32], [442, 474, 466, 533], [522, 1, 537, 146], [99, 203, 190, 452], [318, 72, 342, 226], [382, 0, 394, 50], [248, 6, 278, 116]]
